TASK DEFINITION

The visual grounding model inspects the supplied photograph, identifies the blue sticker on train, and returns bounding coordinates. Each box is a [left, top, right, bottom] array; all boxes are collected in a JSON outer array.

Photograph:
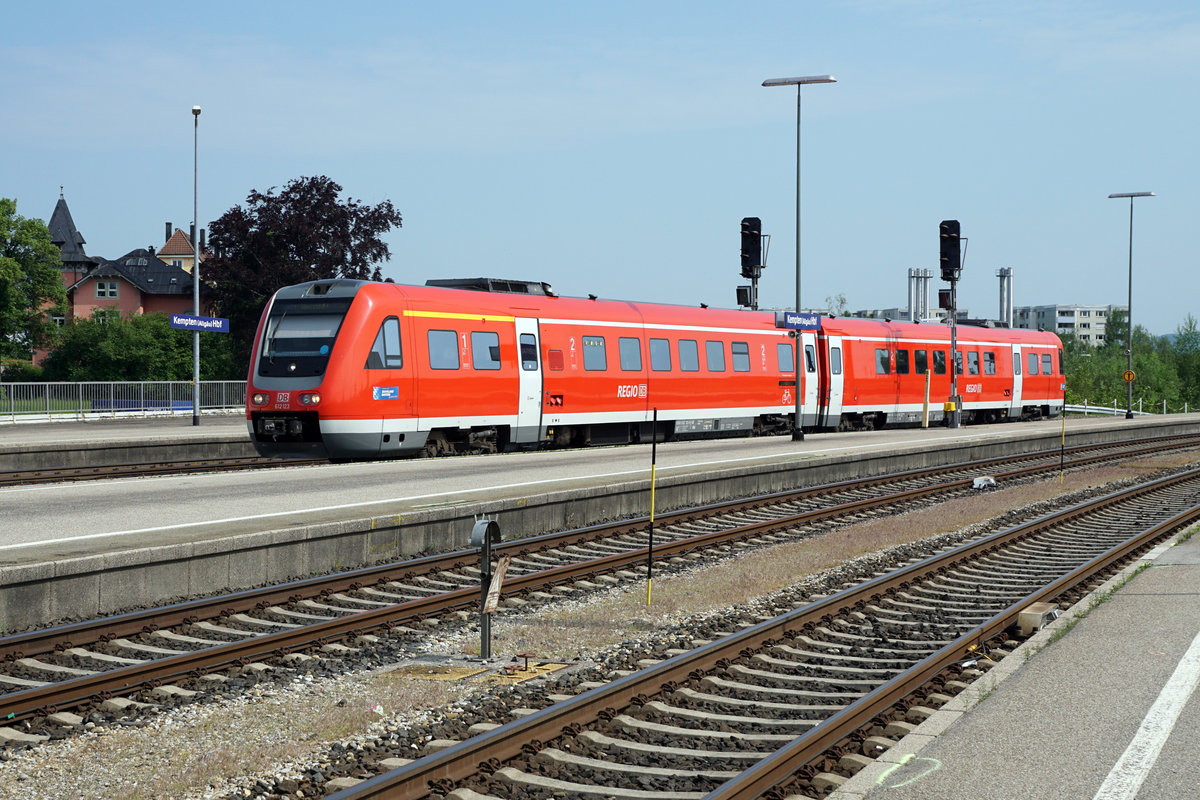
[[372, 386, 399, 400]]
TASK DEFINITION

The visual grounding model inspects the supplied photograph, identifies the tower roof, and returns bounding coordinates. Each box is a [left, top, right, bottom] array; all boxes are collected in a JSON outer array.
[[47, 191, 91, 266]]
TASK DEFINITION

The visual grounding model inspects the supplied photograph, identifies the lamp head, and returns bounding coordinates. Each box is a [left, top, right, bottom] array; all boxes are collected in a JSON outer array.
[[192, 106, 202, 117]]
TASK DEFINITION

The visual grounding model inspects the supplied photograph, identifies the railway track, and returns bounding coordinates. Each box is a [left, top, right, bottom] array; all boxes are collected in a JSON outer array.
[[322, 466, 1200, 800], [0, 434, 1195, 740], [0, 455, 326, 486]]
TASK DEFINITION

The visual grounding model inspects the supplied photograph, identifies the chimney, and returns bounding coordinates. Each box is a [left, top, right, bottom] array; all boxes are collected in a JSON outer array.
[[165, 221, 172, 243]]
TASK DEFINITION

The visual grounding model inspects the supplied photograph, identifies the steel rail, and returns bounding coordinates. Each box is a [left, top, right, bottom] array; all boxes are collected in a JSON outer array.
[[323, 467, 1200, 800], [2, 433, 1188, 669], [0, 431, 1180, 662], [0, 435, 1195, 724]]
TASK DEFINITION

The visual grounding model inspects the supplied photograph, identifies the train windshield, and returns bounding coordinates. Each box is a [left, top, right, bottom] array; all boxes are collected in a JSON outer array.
[[258, 296, 353, 377]]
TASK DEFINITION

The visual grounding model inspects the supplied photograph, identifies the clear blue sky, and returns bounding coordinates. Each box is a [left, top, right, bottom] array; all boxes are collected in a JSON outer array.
[[2, 1, 1195, 333]]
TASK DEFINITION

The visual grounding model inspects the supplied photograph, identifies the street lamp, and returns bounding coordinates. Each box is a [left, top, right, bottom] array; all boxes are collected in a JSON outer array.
[[192, 105, 202, 427], [763, 75, 836, 440], [1107, 191, 1154, 419]]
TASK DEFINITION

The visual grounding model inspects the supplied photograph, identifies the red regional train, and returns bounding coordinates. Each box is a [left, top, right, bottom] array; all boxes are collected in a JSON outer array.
[[245, 278, 1065, 460]]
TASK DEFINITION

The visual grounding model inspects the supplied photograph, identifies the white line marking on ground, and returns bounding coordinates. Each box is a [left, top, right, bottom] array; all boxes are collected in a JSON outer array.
[[1091, 622, 1200, 800]]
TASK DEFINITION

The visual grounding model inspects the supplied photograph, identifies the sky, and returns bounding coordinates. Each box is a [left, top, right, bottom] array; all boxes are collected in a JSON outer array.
[[2, 1, 1196, 334]]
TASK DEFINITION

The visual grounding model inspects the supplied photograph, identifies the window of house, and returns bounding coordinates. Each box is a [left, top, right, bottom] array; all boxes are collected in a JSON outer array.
[[471, 331, 501, 370], [875, 348, 890, 375], [428, 330, 459, 370], [95, 281, 119, 298], [777, 342, 794, 373], [649, 338, 672, 371], [705, 340, 726, 372], [618, 337, 642, 371], [678, 339, 700, 372], [731, 341, 750, 372], [365, 317, 402, 369], [583, 336, 607, 371]]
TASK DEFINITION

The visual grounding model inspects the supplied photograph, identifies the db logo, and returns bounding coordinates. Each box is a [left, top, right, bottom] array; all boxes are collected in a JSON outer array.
[[277, 392, 290, 403]]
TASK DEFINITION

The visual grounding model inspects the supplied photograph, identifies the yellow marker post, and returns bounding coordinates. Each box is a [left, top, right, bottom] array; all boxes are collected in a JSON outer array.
[[646, 408, 658, 606]]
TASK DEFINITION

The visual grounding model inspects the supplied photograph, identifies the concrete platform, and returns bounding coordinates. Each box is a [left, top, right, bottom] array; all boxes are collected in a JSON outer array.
[[831, 530, 1200, 800], [1, 414, 1197, 631]]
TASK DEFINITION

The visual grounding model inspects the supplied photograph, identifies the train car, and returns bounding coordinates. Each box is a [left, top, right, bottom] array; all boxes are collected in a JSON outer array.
[[245, 279, 1064, 460], [812, 317, 1065, 430]]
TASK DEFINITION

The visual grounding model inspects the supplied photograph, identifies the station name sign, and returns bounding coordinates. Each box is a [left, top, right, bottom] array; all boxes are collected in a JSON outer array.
[[775, 311, 821, 331], [169, 313, 230, 333]]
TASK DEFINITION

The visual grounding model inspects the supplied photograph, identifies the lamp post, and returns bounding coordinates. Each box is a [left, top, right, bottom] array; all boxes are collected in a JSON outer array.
[[1107, 191, 1154, 420], [192, 105, 201, 427], [763, 75, 835, 441]]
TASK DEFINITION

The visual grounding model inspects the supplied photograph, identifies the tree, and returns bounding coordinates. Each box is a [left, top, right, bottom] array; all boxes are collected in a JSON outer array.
[[203, 176, 403, 368], [42, 311, 240, 382], [0, 198, 67, 363]]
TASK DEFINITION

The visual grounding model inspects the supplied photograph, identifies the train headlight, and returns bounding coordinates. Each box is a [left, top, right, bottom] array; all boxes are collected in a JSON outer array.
[[251, 392, 269, 406], [298, 392, 321, 406]]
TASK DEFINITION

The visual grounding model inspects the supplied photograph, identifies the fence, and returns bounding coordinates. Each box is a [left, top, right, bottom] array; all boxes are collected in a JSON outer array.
[[0, 381, 246, 423], [1069, 399, 1192, 416]]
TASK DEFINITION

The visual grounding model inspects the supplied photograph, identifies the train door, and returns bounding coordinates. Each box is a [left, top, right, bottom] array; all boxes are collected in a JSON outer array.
[[822, 335, 844, 428], [1009, 344, 1023, 419], [512, 317, 544, 443], [801, 331, 820, 427]]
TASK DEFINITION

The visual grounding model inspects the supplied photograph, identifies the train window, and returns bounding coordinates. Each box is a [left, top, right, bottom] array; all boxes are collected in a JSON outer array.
[[875, 348, 890, 375], [777, 342, 794, 374], [706, 340, 726, 372], [679, 339, 700, 372], [428, 330, 459, 370], [983, 352, 996, 375], [895, 349, 910, 375], [1059, 349, 1064, 374], [831, 346, 842, 375], [805, 344, 817, 373], [954, 351, 963, 374], [967, 352, 980, 375], [583, 336, 607, 371], [1042, 353, 1053, 375], [619, 337, 642, 371], [548, 350, 565, 371], [914, 349, 927, 376], [471, 331, 501, 370], [1014, 351, 1022, 375], [1028, 353, 1039, 375], [365, 317, 403, 370], [520, 334, 538, 371], [732, 341, 750, 372], [933, 350, 946, 375], [649, 338, 672, 371]]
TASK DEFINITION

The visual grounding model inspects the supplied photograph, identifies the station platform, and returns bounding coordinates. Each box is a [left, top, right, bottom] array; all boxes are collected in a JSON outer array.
[[832, 533, 1200, 800], [1, 413, 1197, 633]]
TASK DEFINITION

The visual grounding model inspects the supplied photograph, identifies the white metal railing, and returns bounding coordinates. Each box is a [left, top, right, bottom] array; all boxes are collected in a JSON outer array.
[[1068, 399, 1192, 416], [0, 381, 246, 423]]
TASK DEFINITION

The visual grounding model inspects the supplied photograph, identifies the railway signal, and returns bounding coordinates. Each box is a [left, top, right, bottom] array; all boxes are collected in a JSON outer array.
[[738, 217, 767, 310], [939, 219, 963, 428], [939, 220, 961, 281]]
